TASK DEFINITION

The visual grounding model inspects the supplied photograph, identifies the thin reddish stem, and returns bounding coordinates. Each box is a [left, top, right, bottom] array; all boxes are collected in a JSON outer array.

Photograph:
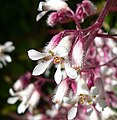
[[87, 56, 117, 69], [97, 33, 117, 40], [96, 0, 115, 28]]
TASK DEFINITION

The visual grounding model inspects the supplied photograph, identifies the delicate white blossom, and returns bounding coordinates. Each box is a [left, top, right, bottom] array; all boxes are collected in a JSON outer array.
[[0, 41, 15, 68], [28, 35, 77, 84], [36, 0, 71, 21], [7, 83, 35, 114]]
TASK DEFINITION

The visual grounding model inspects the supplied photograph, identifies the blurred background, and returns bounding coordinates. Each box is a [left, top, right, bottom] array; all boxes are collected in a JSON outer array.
[[0, 0, 116, 119]]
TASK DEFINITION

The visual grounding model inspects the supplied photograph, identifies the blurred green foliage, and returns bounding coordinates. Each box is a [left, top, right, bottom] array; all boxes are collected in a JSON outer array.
[[0, 0, 116, 119]]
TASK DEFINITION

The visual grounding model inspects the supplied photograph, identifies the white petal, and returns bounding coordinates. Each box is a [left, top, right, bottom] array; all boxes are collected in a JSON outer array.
[[63, 97, 71, 104], [9, 88, 15, 96], [77, 78, 89, 95], [28, 49, 47, 60], [32, 114, 43, 120], [87, 107, 93, 115], [38, 2, 44, 11], [7, 97, 19, 104], [65, 63, 78, 79], [4, 41, 13, 48], [36, 11, 48, 21], [95, 77, 105, 98], [90, 86, 100, 97], [42, 0, 69, 11], [17, 102, 28, 114], [95, 77, 104, 92], [32, 59, 53, 76], [54, 46, 69, 57], [95, 97, 107, 112], [54, 64, 62, 84], [102, 107, 117, 119], [5, 55, 12, 62], [89, 108, 101, 120], [4, 41, 15, 52], [68, 104, 77, 120], [55, 103, 60, 110]]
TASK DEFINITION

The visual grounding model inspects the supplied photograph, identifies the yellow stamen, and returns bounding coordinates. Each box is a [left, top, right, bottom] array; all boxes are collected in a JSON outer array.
[[49, 50, 55, 56], [54, 56, 61, 64]]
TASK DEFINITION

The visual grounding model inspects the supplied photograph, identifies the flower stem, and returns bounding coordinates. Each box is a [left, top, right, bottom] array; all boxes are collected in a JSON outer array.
[[96, 0, 115, 28]]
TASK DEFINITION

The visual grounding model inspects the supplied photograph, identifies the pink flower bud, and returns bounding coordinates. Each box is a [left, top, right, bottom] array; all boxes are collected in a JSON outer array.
[[53, 79, 68, 104], [13, 72, 32, 91], [47, 10, 71, 26], [82, 0, 97, 15], [47, 12, 58, 26], [76, 0, 97, 22], [75, 5, 87, 22], [71, 36, 84, 69], [44, 32, 63, 51]]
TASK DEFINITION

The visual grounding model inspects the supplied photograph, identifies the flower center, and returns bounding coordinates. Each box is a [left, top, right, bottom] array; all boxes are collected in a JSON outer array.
[[49, 50, 64, 64], [54, 56, 62, 64], [79, 94, 93, 105], [74, 66, 81, 71]]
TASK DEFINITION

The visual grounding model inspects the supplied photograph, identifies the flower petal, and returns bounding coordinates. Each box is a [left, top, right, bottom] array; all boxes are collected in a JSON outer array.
[[17, 102, 28, 114], [4, 41, 13, 47], [54, 46, 69, 57], [68, 104, 77, 120], [7, 97, 19, 104], [36, 11, 48, 21], [28, 49, 47, 60], [90, 86, 100, 97], [54, 64, 62, 84], [4, 41, 15, 52], [5, 55, 12, 62], [95, 77, 105, 98], [32, 59, 53, 76], [95, 97, 107, 112], [87, 107, 93, 115], [77, 78, 89, 95], [65, 63, 78, 79], [9, 88, 15, 96]]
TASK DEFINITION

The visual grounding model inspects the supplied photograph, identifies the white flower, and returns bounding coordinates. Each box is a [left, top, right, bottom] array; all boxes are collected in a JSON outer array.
[[69, 77, 107, 119], [0, 41, 15, 68], [88, 78, 107, 112], [36, 0, 70, 21], [28, 35, 77, 84], [7, 83, 35, 114]]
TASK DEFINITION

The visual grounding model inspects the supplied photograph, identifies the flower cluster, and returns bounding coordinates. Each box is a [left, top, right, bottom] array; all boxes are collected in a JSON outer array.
[[0, 41, 15, 68], [7, 0, 117, 119]]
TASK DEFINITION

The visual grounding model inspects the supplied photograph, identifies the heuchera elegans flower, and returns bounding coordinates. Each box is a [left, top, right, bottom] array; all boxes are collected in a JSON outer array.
[[36, 0, 71, 21], [0, 41, 15, 68], [28, 35, 78, 84]]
